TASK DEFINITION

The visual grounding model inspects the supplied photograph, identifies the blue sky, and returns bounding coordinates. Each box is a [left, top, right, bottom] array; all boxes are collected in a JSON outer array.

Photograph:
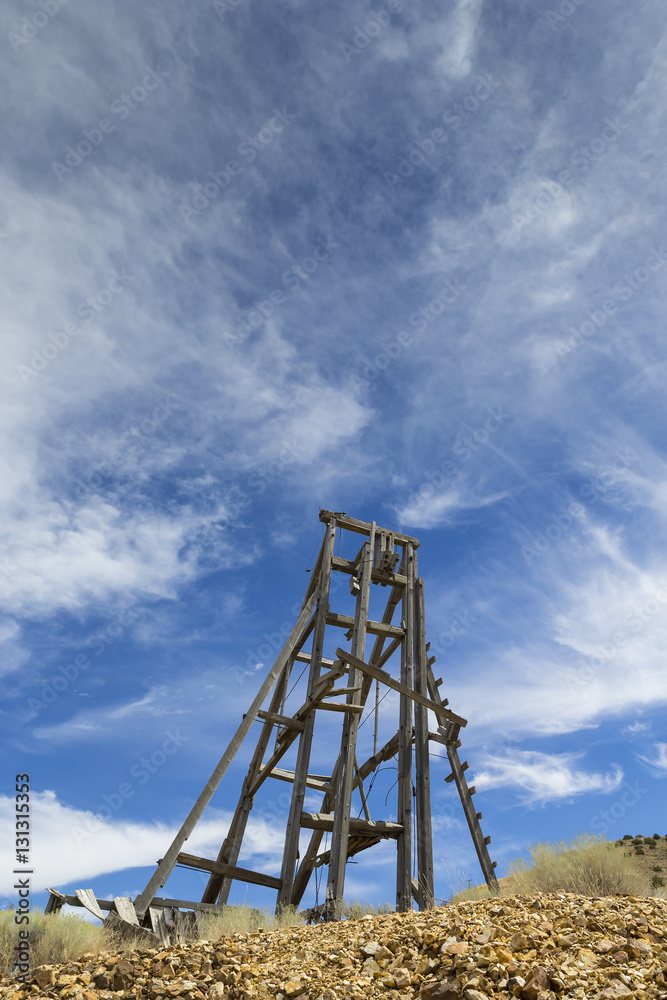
[[1, 0, 667, 915]]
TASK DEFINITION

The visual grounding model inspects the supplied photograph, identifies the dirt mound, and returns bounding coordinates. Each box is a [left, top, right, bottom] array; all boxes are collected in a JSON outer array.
[[3, 892, 667, 999]]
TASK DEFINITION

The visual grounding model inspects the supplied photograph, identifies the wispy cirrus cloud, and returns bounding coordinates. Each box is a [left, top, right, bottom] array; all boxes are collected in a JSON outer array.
[[474, 749, 623, 805]]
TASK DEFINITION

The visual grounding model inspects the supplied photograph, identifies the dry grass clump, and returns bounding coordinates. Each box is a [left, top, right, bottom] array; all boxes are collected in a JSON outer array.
[[341, 899, 394, 919], [0, 910, 106, 977], [507, 833, 648, 897], [195, 904, 302, 941]]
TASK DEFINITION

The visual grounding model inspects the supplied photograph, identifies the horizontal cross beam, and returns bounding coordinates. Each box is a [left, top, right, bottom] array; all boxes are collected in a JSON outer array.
[[176, 852, 282, 890]]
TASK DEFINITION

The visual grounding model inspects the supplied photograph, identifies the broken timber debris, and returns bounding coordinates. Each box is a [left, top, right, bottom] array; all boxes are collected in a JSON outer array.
[[51, 510, 497, 938]]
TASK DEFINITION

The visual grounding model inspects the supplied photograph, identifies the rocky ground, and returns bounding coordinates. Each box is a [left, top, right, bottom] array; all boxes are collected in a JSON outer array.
[[2, 892, 667, 1000]]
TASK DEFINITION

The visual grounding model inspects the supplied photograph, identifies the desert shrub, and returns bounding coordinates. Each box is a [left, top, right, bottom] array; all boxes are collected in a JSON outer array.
[[507, 834, 647, 897], [635, 847, 645, 855], [653, 866, 663, 872], [647, 840, 657, 849], [652, 875, 665, 889], [623, 834, 633, 840], [653, 834, 660, 840], [0, 910, 106, 977]]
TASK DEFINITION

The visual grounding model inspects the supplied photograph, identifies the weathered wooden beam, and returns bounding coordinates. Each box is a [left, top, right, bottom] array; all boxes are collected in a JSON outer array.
[[445, 742, 499, 894], [256, 710, 305, 731], [260, 766, 332, 791], [277, 519, 338, 910], [335, 648, 468, 728], [413, 576, 434, 910], [396, 544, 414, 913], [177, 852, 282, 891], [327, 611, 405, 638], [133, 590, 318, 920], [301, 813, 403, 836], [319, 509, 420, 548], [327, 526, 374, 920]]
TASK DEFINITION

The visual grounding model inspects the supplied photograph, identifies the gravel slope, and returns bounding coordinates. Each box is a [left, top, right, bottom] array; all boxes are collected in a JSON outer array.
[[2, 892, 667, 1000]]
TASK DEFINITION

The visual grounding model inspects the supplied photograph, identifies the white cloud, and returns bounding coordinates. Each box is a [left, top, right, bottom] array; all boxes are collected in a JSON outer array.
[[474, 749, 623, 805], [0, 790, 287, 896], [395, 486, 509, 529], [437, 0, 483, 80], [636, 742, 667, 775]]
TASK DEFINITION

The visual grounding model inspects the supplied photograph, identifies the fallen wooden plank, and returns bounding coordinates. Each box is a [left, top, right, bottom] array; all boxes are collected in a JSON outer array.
[[335, 647, 467, 728], [75, 889, 105, 921], [113, 897, 139, 926], [176, 852, 282, 890]]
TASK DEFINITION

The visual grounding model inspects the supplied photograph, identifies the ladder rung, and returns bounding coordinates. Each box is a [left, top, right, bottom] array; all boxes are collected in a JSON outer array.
[[444, 773, 455, 784], [468, 786, 476, 795], [475, 811, 482, 820], [484, 835, 491, 845]]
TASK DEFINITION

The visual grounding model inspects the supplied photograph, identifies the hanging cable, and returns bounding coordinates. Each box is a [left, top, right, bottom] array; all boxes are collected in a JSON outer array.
[[358, 684, 392, 730]]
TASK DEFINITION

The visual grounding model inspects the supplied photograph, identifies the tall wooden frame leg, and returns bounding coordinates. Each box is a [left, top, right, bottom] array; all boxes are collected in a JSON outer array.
[[325, 525, 375, 919], [396, 543, 415, 912], [414, 576, 434, 909], [276, 519, 337, 910]]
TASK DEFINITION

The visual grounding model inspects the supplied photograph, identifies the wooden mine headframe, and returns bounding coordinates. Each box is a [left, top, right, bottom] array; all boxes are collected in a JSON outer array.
[[47, 509, 498, 937]]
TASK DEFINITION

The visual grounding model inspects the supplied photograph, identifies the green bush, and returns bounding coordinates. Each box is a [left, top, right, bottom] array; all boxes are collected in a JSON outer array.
[[623, 834, 633, 840], [507, 834, 648, 897], [653, 866, 663, 872], [635, 847, 645, 855], [647, 840, 657, 849], [651, 875, 665, 889]]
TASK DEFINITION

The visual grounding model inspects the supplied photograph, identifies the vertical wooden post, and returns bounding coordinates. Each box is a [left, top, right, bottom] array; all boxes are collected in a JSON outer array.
[[396, 543, 415, 912], [413, 576, 434, 909], [276, 518, 337, 910], [325, 524, 375, 919]]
